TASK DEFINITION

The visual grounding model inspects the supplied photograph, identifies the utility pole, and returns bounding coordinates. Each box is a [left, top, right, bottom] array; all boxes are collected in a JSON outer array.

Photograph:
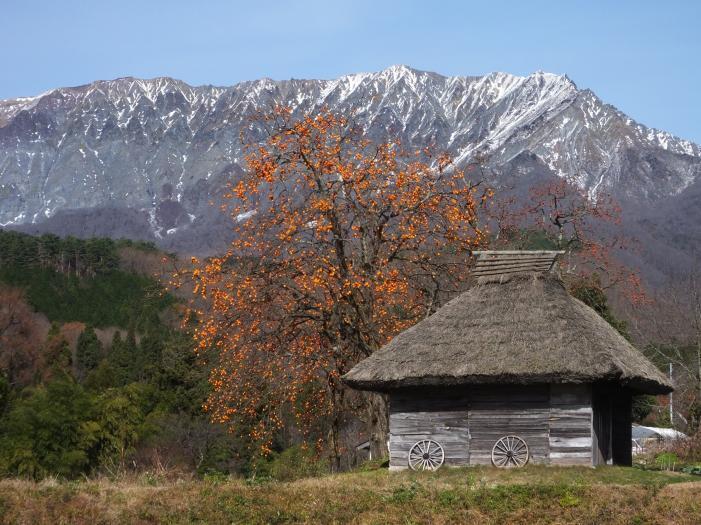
[[669, 362, 674, 427]]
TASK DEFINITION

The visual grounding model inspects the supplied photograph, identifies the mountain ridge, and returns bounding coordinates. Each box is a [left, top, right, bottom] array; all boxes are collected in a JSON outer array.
[[4, 66, 696, 152], [1, 66, 699, 278]]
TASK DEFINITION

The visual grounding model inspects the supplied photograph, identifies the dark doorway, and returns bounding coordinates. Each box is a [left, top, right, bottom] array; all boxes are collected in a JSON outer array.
[[592, 385, 632, 466], [593, 389, 612, 465]]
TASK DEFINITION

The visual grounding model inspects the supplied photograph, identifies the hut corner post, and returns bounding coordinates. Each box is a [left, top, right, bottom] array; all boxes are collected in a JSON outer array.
[[366, 392, 389, 459]]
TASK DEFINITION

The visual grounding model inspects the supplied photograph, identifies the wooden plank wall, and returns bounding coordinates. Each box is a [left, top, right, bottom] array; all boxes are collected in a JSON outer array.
[[388, 389, 470, 470], [549, 384, 593, 465], [468, 385, 550, 465], [389, 384, 597, 469]]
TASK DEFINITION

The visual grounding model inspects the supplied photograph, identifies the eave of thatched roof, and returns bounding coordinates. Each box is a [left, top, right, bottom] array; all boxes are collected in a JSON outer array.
[[342, 272, 673, 395]]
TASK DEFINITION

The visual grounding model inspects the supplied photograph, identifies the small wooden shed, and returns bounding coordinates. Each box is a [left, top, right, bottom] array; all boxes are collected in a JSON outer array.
[[343, 251, 673, 469]]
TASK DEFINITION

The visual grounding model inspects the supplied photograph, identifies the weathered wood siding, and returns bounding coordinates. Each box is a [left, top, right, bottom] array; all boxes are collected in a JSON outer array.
[[389, 383, 598, 469], [549, 384, 592, 465], [468, 385, 550, 465], [388, 390, 469, 470]]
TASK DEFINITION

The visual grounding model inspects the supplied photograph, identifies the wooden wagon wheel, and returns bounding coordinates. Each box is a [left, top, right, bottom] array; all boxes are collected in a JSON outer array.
[[491, 435, 529, 468], [408, 439, 445, 471]]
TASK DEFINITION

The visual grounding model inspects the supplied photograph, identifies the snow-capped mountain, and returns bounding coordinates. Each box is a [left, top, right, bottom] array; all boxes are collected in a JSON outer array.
[[1, 66, 700, 262]]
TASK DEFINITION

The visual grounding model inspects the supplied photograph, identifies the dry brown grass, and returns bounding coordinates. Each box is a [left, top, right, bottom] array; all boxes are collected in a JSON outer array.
[[0, 466, 699, 524]]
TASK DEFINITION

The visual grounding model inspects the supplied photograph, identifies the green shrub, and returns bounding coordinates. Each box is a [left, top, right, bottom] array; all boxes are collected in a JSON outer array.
[[386, 481, 421, 503], [680, 464, 701, 476], [250, 445, 328, 481], [655, 452, 678, 471], [0, 379, 99, 479], [438, 488, 460, 506], [558, 490, 581, 508]]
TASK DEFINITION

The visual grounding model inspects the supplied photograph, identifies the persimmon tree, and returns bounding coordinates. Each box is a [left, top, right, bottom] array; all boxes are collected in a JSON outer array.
[[187, 108, 489, 466], [490, 176, 645, 303]]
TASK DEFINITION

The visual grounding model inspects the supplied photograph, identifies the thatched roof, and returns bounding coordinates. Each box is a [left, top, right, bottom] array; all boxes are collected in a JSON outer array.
[[343, 256, 672, 395]]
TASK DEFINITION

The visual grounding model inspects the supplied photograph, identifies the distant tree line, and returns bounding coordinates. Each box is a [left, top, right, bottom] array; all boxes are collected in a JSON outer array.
[[0, 230, 157, 278]]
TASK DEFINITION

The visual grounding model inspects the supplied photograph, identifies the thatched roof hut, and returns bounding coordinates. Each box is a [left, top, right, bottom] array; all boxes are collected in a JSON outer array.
[[344, 266, 671, 394], [343, 251, 672, 470]]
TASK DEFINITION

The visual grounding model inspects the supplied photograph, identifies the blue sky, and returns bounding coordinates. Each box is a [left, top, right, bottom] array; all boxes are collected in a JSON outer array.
[[3, 0, 700, 143]]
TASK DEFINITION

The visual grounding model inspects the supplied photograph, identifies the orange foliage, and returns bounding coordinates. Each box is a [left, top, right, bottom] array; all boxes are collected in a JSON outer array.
[[186, 108, 489, 454]]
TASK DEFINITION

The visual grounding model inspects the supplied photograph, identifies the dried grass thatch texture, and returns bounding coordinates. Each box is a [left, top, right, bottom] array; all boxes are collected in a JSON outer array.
[[343, 273, 672, 394]]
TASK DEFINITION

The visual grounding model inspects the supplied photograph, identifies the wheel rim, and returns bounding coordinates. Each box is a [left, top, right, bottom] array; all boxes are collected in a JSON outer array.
[[491, 435, 529, 468], [408, 439, 445, 471]]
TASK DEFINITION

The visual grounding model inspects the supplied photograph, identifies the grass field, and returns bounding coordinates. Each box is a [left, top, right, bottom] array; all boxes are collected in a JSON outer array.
[[0, 466, 699, 524]]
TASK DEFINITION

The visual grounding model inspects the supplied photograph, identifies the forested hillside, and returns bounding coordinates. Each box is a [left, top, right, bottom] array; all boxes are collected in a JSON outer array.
[[0, 232, 171, 327], [0, 231, 249, 479]]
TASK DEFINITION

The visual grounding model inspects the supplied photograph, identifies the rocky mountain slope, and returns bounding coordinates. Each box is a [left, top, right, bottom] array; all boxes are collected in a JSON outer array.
[[1, 66, 699, 279]]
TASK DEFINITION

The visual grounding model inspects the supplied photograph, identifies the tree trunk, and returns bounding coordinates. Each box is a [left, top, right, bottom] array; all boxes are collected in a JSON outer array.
[[697, 336, 701, 406], [328, 408, 343, 473], [366, 392, 389, 460]]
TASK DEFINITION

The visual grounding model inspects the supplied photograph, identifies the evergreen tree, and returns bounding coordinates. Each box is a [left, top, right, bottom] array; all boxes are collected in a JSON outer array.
[[108, 330, 138, 386], [83, 359, 118, 391], [44, 323, 73, 381], [138, 330, 164, 382], [76, 326, 102, 380], [155, 333, 209, 413]]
